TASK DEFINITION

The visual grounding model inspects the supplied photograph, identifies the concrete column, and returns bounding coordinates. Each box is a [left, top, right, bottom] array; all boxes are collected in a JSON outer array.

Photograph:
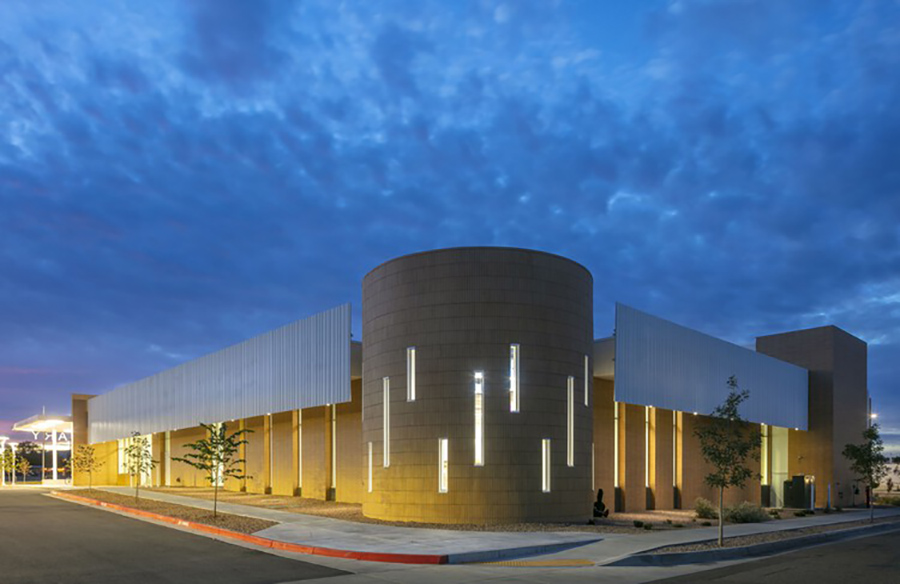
[[266, 414, 273, 494], [52, 430, 58, 481]]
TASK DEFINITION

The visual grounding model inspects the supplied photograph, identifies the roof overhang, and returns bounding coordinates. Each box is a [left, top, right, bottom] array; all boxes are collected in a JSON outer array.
[[12, 414, 74, 434]]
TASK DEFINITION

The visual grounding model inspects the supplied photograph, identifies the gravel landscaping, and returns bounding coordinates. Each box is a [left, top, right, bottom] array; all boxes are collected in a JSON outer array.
[[70, 489, 278, 534], [648, 515, 900, 553], [150, 487, 703, 533]]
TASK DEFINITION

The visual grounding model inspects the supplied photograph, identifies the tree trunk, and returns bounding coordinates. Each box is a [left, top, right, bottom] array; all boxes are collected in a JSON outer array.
[[870, 486, 875, 523], [718, 486, 725, 547], [214, 483, 219, 518]]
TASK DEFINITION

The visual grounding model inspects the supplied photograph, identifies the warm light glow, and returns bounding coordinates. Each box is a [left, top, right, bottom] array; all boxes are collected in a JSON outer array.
[[407, 347, 416, 402], [367, 442, 373, 493], [509, 344, 520, 412], [383, 376, 390, 468], [438, 438, 449, 493], [541, 438, 551, 493], [613, 402, 619, 488], [870, 413, 878, 419], [474, 371, 484, 466], [567, 376, 574, 467], [584, 354, 590, 406], [644, 406, 651, 488]]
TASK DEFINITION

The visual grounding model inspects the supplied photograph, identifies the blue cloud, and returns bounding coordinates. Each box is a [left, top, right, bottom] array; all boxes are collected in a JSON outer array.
[[0, 0, 898, 434]]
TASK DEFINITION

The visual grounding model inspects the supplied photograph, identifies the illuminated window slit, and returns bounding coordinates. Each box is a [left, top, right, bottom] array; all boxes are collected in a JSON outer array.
[[383, 377, 390, 468], [542, 439, 551, 492], [474, 371, 484, 466], [439, 438, 449, 493], [509, 344, 520, 412], [407, 347, 416, 402]]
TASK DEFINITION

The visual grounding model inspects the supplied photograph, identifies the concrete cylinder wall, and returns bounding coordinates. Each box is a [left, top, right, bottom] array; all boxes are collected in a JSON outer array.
[[361, 247, 594, 523]]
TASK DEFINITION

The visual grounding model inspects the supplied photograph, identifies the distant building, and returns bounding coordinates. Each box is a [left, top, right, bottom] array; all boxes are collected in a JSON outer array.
[[71, 247, 869, 522]]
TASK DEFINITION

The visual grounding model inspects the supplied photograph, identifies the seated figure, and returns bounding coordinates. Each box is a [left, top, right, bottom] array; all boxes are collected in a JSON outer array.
[[593, 488, 609, 518]]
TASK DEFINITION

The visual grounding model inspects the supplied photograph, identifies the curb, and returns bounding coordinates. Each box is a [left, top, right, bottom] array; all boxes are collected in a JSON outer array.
[[607, 520, 900, 566], [50, 491, 447, 565]]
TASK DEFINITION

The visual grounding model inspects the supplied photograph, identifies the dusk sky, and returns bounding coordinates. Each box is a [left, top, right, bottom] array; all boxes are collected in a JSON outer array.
[[1, 1, 898, 452]]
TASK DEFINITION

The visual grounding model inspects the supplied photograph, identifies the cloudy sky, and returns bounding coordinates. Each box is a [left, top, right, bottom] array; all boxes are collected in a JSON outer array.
[[1, 1, 898, 451]]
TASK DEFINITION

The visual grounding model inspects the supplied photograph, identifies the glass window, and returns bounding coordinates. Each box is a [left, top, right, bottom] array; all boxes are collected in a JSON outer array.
[[474, 371, 484, 466], [509, 344, 520, 412], [407, 347, 416, 402], [584, 354, 590, 406], [439, 438, 449, 493], [542, 439, 551, 492], [383, 377, 390, 468]]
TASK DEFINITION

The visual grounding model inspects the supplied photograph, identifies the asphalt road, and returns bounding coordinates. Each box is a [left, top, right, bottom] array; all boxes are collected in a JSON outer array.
[[653, 528, 900, 584], [0, 489, 349, 584]]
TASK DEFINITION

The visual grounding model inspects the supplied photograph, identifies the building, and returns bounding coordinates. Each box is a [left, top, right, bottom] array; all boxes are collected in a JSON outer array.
[[70, 247, 870, 523]]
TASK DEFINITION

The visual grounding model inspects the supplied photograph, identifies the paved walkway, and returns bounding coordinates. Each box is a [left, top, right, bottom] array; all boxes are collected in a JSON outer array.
[[535, 506, 900, 565], [97, 487, 900, 565], [98, 487, 601, 563]]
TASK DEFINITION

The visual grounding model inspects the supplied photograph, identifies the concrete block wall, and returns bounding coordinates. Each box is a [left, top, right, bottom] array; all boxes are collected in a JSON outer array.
[[362, 247, 595, 524]]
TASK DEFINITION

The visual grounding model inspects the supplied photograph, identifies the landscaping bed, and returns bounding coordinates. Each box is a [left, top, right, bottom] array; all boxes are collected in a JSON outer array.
[[68, 489, 278, 534], [648, 515, 900, 554], [150, 487, 701, 533]]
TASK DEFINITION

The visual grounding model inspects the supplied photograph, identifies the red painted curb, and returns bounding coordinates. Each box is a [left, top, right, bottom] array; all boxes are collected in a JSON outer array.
[[51, 491, 447, 565]]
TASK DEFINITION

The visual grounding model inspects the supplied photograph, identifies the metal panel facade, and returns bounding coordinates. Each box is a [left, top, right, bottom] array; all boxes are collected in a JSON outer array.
[[614, 303, 808, 430], [88, 304, 352, 443]]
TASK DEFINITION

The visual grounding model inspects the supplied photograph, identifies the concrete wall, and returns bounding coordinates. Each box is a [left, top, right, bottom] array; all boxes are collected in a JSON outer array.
[[757, 326, 868, 507], [301, 406, 328, 500], [679, 413, 761, 508], [336, 380, 364, 504], [271, 412, 294, 496], [653, 408, 675, 510], [362, 247, 595, 523], [592, 379, 615, 507], [169, 427, 207, 488]]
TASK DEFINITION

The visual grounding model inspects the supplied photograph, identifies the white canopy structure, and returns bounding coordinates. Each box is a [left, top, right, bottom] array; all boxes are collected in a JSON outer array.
[[12, 414, 73, 485]]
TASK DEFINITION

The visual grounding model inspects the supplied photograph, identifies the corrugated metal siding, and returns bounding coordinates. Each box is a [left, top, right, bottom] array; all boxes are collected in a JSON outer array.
[[614, 303, 808, 429], [88, 304, 352, 443]]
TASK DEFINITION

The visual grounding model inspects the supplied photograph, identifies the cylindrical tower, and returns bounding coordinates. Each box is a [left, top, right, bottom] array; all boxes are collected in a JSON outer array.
[[361, 247, 594, 524]]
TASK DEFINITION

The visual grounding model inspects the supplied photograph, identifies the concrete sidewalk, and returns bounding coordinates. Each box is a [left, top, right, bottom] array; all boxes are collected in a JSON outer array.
[[97, 487, 900, 565], [97, 487, 601, 563], [534, 506, 900, 565]]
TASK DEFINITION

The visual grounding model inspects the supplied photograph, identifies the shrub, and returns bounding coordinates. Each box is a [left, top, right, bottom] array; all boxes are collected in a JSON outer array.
[[823, 507, 832, 514], [702, 521, 712, 526], [724, 502, 770, 523], [694, 497, 719, 520], [835, 506, 843, 512], [633, 520, 644, 528], [794, 510, 807, 517], [665, 519, 673, 525], [674, 523, 685, 528], [643, 523, 653, 530], [879, 495, 900, 506]]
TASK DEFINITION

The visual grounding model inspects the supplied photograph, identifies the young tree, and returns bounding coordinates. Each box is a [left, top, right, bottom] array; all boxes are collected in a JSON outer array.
[[72, 444, 105, 490], [842, 424, 889, 522], [17, 458, 32, 483], [123, 433, 157, 502], [694, 375, 761, 547], [0, 449, 14, 485], [172, 422, 252, 518]]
